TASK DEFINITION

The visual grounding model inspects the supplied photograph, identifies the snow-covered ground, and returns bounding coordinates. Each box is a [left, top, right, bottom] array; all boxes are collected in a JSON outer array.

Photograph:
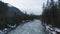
[[0, 24, 16, 34], [7, 19, 46, 34], [0, 19, 60, 34], [45, 24, 60, 34]]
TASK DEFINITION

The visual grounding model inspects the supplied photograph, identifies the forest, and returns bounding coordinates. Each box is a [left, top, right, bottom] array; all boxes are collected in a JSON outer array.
[[0, 1, 39, 29], [42, 0, 60, 28]]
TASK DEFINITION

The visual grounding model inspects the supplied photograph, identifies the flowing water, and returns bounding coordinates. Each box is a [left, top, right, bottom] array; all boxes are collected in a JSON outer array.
[[7, 20, 46, 34]]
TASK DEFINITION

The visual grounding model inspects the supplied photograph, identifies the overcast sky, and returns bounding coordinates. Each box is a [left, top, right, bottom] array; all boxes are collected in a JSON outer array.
[[2, 0, 47, 15]]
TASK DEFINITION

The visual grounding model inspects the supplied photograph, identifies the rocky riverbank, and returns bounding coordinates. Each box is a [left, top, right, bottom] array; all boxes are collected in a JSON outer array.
[[0, 20, 31, 34]]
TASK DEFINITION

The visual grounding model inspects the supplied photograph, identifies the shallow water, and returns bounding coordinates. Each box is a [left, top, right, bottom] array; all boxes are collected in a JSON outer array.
[[7, 20, 46, 34]]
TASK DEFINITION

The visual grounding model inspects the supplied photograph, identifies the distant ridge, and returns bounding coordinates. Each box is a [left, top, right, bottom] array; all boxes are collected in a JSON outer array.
[[6, 3, 23, 15]]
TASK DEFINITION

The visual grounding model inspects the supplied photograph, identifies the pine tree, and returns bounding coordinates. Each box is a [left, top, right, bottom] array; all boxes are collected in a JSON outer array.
[[42, 0, 60, 28]]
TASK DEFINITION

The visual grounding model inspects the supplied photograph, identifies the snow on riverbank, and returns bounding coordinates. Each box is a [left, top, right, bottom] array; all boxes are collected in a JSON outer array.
[[0, 24, 16, 34], [0, 20, 30, 34], [7, 20, 46, 34], [45, 24, 60, 34]]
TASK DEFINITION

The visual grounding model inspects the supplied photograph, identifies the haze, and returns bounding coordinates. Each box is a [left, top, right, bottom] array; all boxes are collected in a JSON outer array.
[[2, 0, 47, 15]]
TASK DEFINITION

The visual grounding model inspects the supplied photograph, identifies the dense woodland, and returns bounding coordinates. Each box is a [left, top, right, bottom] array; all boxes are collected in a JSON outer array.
[[42, 0, 60, 28], [0, 1, 38, 29]]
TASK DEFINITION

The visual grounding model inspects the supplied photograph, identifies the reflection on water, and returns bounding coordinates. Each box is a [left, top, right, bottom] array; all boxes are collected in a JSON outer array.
[[8, 20, 46, 34]]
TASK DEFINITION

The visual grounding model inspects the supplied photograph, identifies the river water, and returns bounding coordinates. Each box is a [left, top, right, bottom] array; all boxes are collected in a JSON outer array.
[[7, 20, 46, 34]]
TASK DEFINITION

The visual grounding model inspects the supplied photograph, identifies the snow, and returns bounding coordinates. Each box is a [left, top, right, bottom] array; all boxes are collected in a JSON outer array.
[[22, 21, 25, 22], [3, 28, 8, 33], [7, 24, 16, 28], [0, 20, 60, 34], [45, 24, 60, 34], [55, 28, 60, 32], [7, 20, 46, 34], [7, 3, 13, 7], [0, 30, 4, 34], [52, 31, 57, 34], [1, 19, 60, 34]]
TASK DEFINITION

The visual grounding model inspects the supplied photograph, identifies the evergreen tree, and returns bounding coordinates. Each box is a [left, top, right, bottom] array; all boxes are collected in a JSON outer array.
[[42, 0, 60, 28], [0, 1, 8, 28], [0, 1, 8, 14]]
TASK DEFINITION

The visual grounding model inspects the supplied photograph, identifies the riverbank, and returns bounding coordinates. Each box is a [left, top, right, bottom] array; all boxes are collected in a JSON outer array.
[[0, 20, 32, 34]]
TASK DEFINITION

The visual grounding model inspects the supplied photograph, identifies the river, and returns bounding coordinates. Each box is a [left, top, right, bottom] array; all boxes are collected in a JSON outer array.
[[7, 19, 46, 34]]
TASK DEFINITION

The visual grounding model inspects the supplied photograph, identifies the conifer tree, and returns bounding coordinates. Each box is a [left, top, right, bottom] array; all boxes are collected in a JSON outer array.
[[42, 0, 60, 28]]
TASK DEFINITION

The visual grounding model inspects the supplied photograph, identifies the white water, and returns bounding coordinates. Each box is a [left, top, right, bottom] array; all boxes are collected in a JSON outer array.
[[7, 20, 46, 34]]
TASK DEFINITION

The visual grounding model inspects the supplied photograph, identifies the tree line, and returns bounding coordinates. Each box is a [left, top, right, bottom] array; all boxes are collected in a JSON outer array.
[[42, 0, 60, 28], [0, 1, 37, 29]]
